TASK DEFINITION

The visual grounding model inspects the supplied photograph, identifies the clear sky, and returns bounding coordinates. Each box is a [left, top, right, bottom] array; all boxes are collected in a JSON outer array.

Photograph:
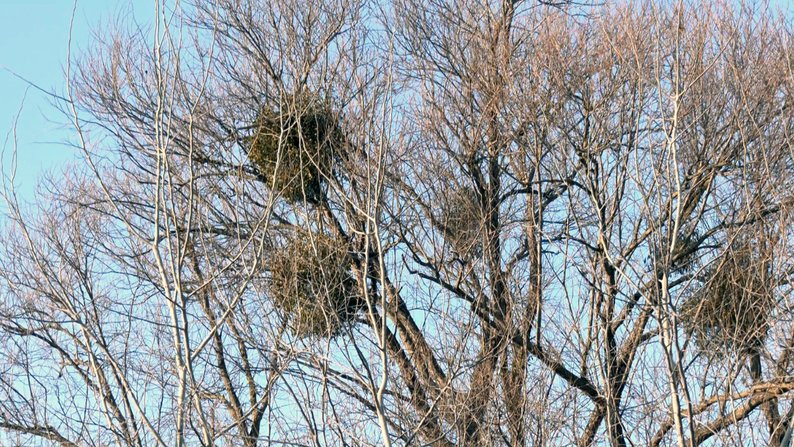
[[0, 1, 152, 205]]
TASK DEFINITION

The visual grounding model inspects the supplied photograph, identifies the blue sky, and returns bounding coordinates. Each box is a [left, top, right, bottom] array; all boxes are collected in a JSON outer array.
[[0, 1, 152, 204]]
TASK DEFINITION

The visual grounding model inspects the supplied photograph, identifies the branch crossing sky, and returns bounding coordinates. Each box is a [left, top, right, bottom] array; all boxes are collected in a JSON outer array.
[[1, 1, 152, 204]]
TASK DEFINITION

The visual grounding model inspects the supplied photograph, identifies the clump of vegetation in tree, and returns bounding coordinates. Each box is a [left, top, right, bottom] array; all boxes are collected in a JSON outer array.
[[439, 186, 485, 258], [269, 232, 358, 338], [247, 97, 342, 204], [681, 236, 775, 353]]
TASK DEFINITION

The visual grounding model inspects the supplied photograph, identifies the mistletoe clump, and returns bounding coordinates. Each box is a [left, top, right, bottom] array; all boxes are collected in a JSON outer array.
[[439, 186, 485, 258], [247, 97, 342, 203], [680, 236, 775, 353], [269, 232, 359, 338]]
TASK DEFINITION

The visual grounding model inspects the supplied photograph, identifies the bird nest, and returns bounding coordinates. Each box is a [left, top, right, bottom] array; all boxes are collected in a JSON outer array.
[[269, 232, 359, 338], [247, 98, 342, 204], [438, 186, 485, 258], [680, 238, 774, 353]]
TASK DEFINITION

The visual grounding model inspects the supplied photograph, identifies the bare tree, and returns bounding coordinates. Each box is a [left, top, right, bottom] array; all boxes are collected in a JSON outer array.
[[1, 0, 793, 446]]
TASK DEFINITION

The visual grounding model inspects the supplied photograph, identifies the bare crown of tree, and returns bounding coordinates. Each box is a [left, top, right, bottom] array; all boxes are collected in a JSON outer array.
[[1, 0, 794, 446]]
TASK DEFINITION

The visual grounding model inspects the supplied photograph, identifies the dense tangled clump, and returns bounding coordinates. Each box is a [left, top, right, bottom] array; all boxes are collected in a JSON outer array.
[[680, 237, 775, 353], [247, 98, 342, 203], [269, 233, 359, 338], [439, 186, 485, 258]]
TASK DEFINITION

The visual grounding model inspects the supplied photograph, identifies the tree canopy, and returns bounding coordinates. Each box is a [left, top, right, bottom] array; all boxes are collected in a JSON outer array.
[[1, 0, 794, 446]]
